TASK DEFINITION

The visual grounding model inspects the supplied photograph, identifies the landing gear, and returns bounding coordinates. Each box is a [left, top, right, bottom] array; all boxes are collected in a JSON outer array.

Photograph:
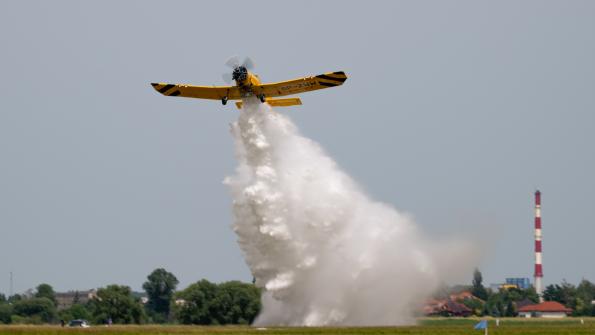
[[258, 94, 265, 103], [222, 96, 228, 105]]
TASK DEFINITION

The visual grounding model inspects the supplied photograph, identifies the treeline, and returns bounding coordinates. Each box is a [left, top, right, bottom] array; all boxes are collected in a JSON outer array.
[[444, 269, 595, 317], [0, 269, 260, 325], [542, 280, 595, 316]]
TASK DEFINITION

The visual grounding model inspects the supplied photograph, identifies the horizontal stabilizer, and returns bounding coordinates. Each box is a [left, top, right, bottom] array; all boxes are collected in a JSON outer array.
[[235, 97, 302, 109]]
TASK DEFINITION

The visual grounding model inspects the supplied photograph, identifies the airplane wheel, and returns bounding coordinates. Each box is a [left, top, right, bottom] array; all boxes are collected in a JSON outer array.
[[222, 97, 228, 105], [259, 94, 265, 103]]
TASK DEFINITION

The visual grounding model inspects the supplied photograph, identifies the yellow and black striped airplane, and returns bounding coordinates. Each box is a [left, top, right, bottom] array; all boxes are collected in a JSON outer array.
[[151, 61, 347, 109]]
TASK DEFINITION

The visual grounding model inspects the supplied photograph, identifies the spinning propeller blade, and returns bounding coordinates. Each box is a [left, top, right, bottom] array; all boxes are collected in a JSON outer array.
[[225, 55, 241, 69]]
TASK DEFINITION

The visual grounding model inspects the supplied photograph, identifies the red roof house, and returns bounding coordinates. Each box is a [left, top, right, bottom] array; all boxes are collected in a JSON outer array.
[[518, 301, 572, 318], [422, 299, 472, 317], [449, 291, 482, 302]]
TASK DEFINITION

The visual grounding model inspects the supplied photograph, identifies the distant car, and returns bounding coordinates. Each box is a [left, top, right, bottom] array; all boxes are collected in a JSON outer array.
[[68, 319, 90, 328]]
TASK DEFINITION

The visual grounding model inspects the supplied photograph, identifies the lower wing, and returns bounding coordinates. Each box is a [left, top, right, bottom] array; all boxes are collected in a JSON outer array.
[[150, 83, 242, 100], [253, 71, 347, 98]]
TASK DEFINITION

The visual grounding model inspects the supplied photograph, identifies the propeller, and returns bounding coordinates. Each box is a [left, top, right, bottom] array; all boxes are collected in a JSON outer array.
[[243, 57, 255, 70], [225, 55, 241, 69], [222, 56, 255, 84]]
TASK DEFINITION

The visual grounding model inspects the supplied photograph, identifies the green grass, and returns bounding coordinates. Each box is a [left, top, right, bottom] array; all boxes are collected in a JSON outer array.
[[0, 318, 594, 335]]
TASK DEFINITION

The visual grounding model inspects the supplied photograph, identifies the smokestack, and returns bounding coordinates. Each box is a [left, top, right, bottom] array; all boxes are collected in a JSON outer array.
[[534, 190, 544, 302]]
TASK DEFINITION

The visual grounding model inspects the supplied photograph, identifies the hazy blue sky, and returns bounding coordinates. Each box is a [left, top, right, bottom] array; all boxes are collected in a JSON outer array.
[[1, 1, 594, 293]]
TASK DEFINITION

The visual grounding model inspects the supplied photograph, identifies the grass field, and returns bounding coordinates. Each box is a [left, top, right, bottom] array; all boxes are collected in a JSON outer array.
[[1, 318, 594, 335]]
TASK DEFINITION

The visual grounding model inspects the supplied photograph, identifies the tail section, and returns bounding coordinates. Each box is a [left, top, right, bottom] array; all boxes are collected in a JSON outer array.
[[236, 97, 302, 109]]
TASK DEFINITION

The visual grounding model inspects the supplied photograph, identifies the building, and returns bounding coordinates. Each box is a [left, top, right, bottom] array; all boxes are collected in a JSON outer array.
[[518, 301, 572, 318], [489, 282, 522, 291], [515, 298, 536, 310], [422, 291, 479, 317], [422, 299, 473, 317], [449, 291, 478, 301], [55, 289, 97, 310], [505, 278, 531, 290], [489, 283, 504, 291]]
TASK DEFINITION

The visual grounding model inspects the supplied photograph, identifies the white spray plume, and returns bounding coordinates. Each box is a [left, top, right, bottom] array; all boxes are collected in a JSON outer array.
[[224, 99, 476, 326]]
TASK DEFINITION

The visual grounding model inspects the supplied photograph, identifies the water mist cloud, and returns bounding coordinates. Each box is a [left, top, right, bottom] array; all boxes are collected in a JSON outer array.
[[224, 99, 475, 326]]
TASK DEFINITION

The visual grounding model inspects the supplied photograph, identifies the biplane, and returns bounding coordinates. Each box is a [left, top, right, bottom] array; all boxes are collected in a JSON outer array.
[[151, 57, 347, 109]]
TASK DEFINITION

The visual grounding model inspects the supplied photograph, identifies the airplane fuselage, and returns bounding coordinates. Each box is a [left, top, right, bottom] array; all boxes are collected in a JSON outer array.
[[236, 72, 263, 98], [237, 72, 261, 87], [232, 66, 263, 97]]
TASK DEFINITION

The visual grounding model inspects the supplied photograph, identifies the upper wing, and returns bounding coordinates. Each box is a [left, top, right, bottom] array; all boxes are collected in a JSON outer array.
[[253, 71, 347, 98], [150, 83, 242, 100]]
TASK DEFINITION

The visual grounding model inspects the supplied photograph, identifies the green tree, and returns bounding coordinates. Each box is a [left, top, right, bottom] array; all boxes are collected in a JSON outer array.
[[88, 285, 145, 324], [35, 284, 57, 306], [471, 268, 488, 300], [59, 304, 91, 322], [460, 298, 484, 316], [211, 281, 261, 325], [484, 292, 502, 317], [574, 279, 595, 316], [0, 294, 6, 303], [496, 300, 505, 317], [543, 281, 576, 307], [8, 294, 22, 304], [0, 304, 12, 324], [142, 268, 179, 323], [505, 300, 517, 317], [521, 286, 540, 303], [174, 279, 218, 325], [481, 286, 538, 317], [543, 284, 563, 302], [12, 297, 57, 323], [174, 279, 261, 325]]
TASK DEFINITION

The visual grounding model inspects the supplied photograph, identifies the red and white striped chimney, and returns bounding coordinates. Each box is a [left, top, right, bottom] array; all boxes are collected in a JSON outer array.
[[534, 190, 544, 301]]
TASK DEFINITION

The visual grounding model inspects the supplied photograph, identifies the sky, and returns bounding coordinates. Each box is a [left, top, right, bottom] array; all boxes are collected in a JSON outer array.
[[0, 0, 594, 294]]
